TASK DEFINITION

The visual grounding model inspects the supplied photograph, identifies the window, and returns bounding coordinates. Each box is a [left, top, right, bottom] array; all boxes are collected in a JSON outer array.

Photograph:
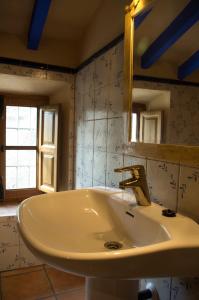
[[0, 95, 59, 202], [6, 106, 37, 189]]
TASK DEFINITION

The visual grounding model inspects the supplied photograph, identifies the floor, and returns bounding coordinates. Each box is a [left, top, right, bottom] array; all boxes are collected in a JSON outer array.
[[0, 265, 85, 300]]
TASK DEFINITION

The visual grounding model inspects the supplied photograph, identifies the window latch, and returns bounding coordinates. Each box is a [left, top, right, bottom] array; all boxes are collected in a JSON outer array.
[[0, 145, 5, 152], [0, 176, 4, 201]]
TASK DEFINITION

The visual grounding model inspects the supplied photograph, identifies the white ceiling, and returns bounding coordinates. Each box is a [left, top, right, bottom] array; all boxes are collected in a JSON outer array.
[[0, 0, 103, 40], [133, 88, 170, 104]]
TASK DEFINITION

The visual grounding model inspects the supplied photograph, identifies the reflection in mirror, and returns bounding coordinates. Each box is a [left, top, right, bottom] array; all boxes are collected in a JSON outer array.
[[128, 0, 199, 146], [132, 88, 170, 144], [131, 80, 199, 146]]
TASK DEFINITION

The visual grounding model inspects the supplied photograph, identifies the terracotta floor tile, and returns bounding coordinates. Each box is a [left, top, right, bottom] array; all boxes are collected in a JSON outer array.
[[45, 267, 85, 294], [1, 265, 44, 278], [56, 288, 85, 300], [1, 269, 53, 300]]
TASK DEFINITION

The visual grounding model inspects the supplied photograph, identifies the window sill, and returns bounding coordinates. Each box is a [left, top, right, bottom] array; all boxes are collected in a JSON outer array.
[[0, 202, 18, 217], [5, 189, 44, 202]]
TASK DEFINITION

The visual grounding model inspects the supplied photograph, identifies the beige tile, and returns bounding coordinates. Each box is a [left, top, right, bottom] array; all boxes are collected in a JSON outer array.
[[94, 119, 107, 152], [145, 278, 171, 300], [93, 150, 106, 185], [45, 267, 85, 294], [123, 155, 147, 180], [107, 117, 124, 154], [0, 246, 20, 272], [94, 86, 109, 120], [1, 268, 53, 299], [19, 244, 41, 268], [178, 166, 199, 222], [56, 288, 85, 300], [106, 153, 123, 188], [146, 159, 179, 210], [171, 278, 199, 300]]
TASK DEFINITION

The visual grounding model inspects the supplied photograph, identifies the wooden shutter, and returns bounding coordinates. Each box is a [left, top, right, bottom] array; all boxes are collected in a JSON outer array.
[[0, 96, 5, 200], [139, 110, 162, 144], [38, 105, 59, 193]]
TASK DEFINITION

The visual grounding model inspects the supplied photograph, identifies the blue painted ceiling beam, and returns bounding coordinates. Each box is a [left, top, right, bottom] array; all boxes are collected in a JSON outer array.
[[28, 0, 52, 50], [141, 0, 199, 68], [135, 7, 153, 29], [178, 50, 199, 80]]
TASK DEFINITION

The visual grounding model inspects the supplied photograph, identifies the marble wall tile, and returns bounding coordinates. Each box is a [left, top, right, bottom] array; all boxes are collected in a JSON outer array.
[[124, 155, 147, 169], [75, 69, 85, 94], [93, 151, 107, 185], [109, 41, 124, 85], [0, 218, 19, 247], [178, 166, 199, 222], [75, 147, 84, 188], [82, 148, 93, 180], [75, 92, 84, 123], [145, 278, 171, 300], [74, 40, 199, 300], [95, 52, 111, 89], [107, 117, 124, 154], [123, 155, 147, 180], [171, 278, 199, 300], [82, 176, 93, 188], [147, 160, 179, 210], [83, 63, 95, 95], [75, 120, 85, 147], [84, 92, 95, 121], [94, 119, 108, 152], [94, 85, 109, 120], [0, 246, 20, 271], [84, 121, 94, 150], [19, 244, 41, 268], [108, 81, 123, 118], [106, 153, 124, 188]]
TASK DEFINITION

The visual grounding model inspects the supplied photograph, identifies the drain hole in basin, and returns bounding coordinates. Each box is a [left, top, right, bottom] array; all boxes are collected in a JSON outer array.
[[104, 241, 123, 250]]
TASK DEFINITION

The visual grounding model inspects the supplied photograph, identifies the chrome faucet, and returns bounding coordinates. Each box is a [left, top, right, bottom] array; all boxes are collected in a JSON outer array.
[[114, 165, 151, 206]]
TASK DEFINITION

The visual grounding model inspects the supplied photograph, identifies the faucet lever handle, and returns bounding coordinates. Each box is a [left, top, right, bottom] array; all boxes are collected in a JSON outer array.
[[114, 165, 143, 173]]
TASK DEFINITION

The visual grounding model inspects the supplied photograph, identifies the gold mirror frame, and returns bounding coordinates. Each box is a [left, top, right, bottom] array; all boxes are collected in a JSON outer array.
[[123, 0, 199, 167]]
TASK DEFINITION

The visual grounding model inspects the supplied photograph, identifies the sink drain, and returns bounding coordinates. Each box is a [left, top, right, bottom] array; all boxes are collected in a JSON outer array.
[[104, 241, 123, 250]]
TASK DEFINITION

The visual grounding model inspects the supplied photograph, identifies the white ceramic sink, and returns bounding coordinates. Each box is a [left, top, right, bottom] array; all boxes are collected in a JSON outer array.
[[17, 187, 199, 300]]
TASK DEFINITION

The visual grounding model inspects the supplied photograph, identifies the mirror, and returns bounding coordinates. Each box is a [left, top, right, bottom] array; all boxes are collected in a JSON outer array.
[[124, 0, 199, 146]]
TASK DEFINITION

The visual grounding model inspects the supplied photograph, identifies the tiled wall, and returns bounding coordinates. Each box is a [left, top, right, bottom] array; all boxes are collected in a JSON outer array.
[[134, 80, 199, 145], [75, 41, 199, 300], [49, 76, 75, 190], [0, 64, 75, 271], [0, 216, 41, 271]]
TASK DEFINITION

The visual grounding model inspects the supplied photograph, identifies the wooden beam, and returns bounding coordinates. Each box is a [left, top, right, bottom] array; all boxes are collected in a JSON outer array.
[[178, 50, 199, 80], [141, 0, 199, 68], [28, 0, 52, 50]]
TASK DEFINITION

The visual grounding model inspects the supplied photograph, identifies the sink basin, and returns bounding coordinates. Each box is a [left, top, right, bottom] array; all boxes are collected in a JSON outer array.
[[17, 187, 199, 300]]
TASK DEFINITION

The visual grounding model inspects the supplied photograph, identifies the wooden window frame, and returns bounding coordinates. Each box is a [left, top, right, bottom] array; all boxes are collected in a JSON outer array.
[[1, 94, 49, 202]]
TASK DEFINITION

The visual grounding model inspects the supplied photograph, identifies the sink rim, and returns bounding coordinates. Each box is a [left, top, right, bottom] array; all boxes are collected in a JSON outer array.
[[17, 187, 199, 262]]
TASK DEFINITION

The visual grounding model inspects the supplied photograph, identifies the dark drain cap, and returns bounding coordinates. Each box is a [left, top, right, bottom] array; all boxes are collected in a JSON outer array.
[[162, 209, 176, 217], [104, 241, 123, 250]]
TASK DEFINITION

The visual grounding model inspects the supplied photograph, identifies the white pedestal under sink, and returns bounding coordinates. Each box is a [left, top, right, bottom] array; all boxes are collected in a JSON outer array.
[[17, 187, 199, 300]]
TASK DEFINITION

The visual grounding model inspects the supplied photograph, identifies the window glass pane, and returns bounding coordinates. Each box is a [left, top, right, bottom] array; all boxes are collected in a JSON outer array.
[[6, 106, 37, 146], [131, 113, 137, 142], [6, 150, 36, 189]]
